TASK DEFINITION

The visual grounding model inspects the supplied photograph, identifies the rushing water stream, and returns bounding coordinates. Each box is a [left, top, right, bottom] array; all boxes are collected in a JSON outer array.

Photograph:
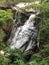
[[7, 12, 39, 52]]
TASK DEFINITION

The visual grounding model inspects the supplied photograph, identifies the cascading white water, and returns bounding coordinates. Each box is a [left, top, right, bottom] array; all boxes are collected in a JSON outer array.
[[7, 13, 38, 52]]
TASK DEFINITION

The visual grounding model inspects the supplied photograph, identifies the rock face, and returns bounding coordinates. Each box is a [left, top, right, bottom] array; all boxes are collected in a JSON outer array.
[[0, 50, 4, 56], [16, 1, 40, 8], [0, 1, 10, 9], [11, 1, 40, 13], [7, 12, 39, 52], [2, 19, 13, 42]]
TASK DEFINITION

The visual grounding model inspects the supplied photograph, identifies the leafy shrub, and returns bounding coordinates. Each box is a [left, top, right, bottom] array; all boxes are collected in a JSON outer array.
[[30, 54, 42, 62], [0, 10, 13, 27], [0, 48, 25, 65], [0, 57, 11, 65], [38, 19, 49, 45], [12, 59, 25, 65], [28, 61, 38, 65]]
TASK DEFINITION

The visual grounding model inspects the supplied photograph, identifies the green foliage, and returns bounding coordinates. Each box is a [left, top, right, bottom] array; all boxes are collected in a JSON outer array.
[[0, 0, 36, 3], [0, 42, 6, 50], [30, 54, 42, 62], [12, 59, 25, 65], [0, 48, 25, 65], [7, 49, 24, 61], [38, 19, 49, 44], [0, 57, 11, 65], [0, 10, 13, 27], [39, 58, 49, 65], [28, 61, 38, 65], [0, 1, 49, 65]]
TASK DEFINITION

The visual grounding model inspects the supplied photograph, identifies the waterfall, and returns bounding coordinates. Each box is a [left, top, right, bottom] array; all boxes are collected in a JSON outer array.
[[7, 13, 39, 52]]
